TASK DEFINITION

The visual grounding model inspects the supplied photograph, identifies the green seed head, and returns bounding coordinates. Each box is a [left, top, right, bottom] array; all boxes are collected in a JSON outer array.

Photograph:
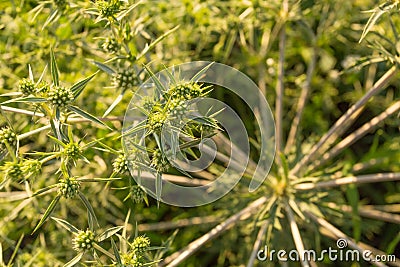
[[2, 161, 23, 181], [130, 185, 146, 204], [57, 177, 80, 198], [150, 149, 170, 173], [167, 98, 187, 118], [169, 82, 203, 100], [63, 142, 82, 161], [48, 86, 74, 109], [121, 252, 144, 267], [147, 111, 168, 132], [18, 78, 36, 95], [72, 229, 95, 252], [36, 80, 50, 94], [140, 96, 157, 112], [113, 153, 129, 174], [102, 38, 119, 53], [0, 127, 17, 148], [97, 0, 122, 18], [113, 68, 137, 91], [21, 159, 42, 178], [131, 235, 150, 254]]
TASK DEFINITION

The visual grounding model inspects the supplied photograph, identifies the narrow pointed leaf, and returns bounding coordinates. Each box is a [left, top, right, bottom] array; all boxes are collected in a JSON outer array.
[[51, 217, 79, 234], [32, 194, 61, 233], [78, 192, 99, 227], [71, 72, 98, 99], [63, 252, 84, 267], [50, 48, 59, 86], [1, 97, 47, 105], [68, 105, 110, 129], [92, 61, 116, 75], [97, 226, 124, 242], [190, 62, 214, 82], [103, 93, 124, 117], [111, 238, 122, 264]]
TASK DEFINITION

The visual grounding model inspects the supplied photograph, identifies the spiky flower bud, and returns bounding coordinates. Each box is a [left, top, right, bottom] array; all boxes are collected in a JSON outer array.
[[18, 78, 36, 95], [150, 149, 170, 173], [167, 98, 187, 118], [147, 111, 168, 132], [131, 235, 150, 254], [48, 86, 74, 109], [63, 142, 82, 161], [0, 127, 17, 148], [36, 80, 50, 94], [113, 153, 129, 174], [113, 68, 137, 91], [57, 177, 80, 198], [97, 0, 122, 18], [169, 82, 203, 100], [140, 96, 157, 112], [21, 159, 42, 178], [130, 185, 145, 203], [1, 161, 23, 181], [121, 252, 144, 267], [102, 38, 119, 53], [72, 229, 95, 251]]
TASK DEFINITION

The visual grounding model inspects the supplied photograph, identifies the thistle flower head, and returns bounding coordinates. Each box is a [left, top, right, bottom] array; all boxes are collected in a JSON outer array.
[[131, 235, 150, 254], [63, 142, 83, 161], [113, 68, 137, 91], [130, 185, 146, 203], [169, 82, 203, 100], [72, 229, 95, 251], [147, 111, 168, 132], [36, 80, 50, 94], [1, 161, 23, 181], [57, 177, 80, 198], [102, 38, 119, 53], [21, 159, 42, 178], [0, 127, 17, 148], [140, 96, 157, 112], [48, 86, 74, 109], [97, 0, 122, 18], [18, 78, 36, 95], [150, 149, 170, 173], [113, 153, 129, 174], [121, 252, 144, 267], [167, 98, 188, 119]]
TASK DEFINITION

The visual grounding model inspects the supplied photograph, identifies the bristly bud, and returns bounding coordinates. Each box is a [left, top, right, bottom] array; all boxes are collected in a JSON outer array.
[[97, 0, 122, 18], [147, 111, 168, 132], [57, 177, 80, 198], [168, 82, 203, 100], [121, 252, 144, 267], [113, 153, 129, 174], [36, 80, 50, 94], [18, 78, 36, 95], [130, 185, 146, 203], [72, 229, 95, 252], [21, 159, 42, 178], [48, 86, 74, 109], [1, 161, 23, 181], [167, 98, 188, 119], [140, 96, 157, 112], [63, 142, 83, 161], [131, 235, 150, 254], [113, 68, 137, 91], [102, 38, 119, 53], [0, 127, 17, 148], [150, 149, 170, 173]]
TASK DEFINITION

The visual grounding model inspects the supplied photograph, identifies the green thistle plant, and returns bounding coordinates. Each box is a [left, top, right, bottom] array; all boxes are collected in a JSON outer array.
[[18, 78, 36, 95], [48, 86, 74, 109], [150, 148, 170, 173], [57, 177, 80, 198], [113, 68, 137, 91], [21, 159, 42, 179], [168, 82, 205, 100], [147, 110, 169, 133], [130, 185, 146, 204], [72, 229, 95, 252], [63, 142, 83, 162], [113, 153, 129, 174], [121, 252, 145, 267], [1, 161, 23, 181], [167, 98, 187, 119], [0, 127, 17, 148], [102, 38, 120, 53], [131, 235, 150, 254], [96, 0, 122, 18]]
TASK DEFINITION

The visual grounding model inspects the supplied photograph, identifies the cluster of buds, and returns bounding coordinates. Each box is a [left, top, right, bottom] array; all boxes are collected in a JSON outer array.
[[96, 0, 122, 18], [150, 149, 170, 173], [168, 82, 204, 100], [0, 127, 17, 148], [57, 177, 80, 198], [18, 78, 36, 95], [63, 142, 83, 161], [1, 161, 23, 181], [167, 98, 188, 119], [112, 153, 129, 174], [130, 185, 146, 204], [113, 68, 137, 91], [72, 229, 95, 251], [21, 159, 42, 179], [121, 252, 145, 267], [48, 86, 74, 109], [147, 111, 168, 132], [102, 38, 119, 53], [131, 235, 151, 254]]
